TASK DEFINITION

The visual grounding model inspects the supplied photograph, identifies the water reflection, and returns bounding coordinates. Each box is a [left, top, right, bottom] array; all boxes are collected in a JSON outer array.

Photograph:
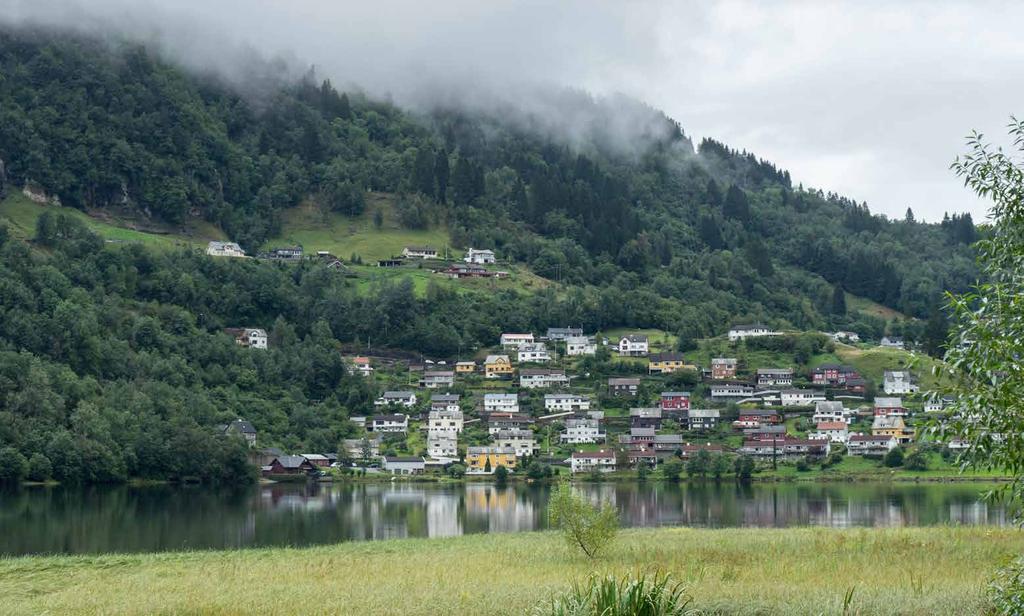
[[0, 481, 1006, 556]]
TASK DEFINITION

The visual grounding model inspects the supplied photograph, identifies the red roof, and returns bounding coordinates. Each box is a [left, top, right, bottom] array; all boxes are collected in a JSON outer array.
[[816, 422, 847, 430]]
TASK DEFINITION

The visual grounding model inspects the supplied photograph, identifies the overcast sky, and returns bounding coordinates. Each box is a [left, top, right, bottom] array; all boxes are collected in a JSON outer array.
[[9, 0, 1023, 221]]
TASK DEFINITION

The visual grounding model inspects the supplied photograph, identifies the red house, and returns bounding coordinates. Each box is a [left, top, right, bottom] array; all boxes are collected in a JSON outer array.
[[811, 364, 861, 386], [660, 392, 691, 413], [266, 455, 316, 475], [737, 409, 783, 425]]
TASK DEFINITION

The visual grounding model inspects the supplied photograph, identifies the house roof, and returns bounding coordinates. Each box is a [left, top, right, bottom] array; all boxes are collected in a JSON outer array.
[[739, 409, 781, 417], [620, 334, 649, 343], [688, 409, 720, 418], [572, 450, 616, 459], [494, 429, 535, 439], [744, 425, 787, 434], [382, 390, 415, 398], [815, 401, 845, 412], [485, 355, 511, 364], [467, 446, 516, 455], [661, 391, 691, 397], [404, 246, 435, 252], [431, 394, 460, 402], [273, 455, 310, 469], [730, 324, 772, 331], [608, 377, 641, 385], [872, 416, 905, 429], [874, 397, 904, 407], [649, 352, 686, 362], [422, 370, 454, 377], [653, 434, 684, 444], [385, 456, 425, 463], [816, 422, 848, 431], [520, 368, 565, 376], [222, 418, 256, 435], [711, 357, 737, 365], [757, 368, 794, 375], [630, 427, 656, 437], [485, 393, 519, 401], [370, 414, 408, 423], [850, 434, 895, 443]]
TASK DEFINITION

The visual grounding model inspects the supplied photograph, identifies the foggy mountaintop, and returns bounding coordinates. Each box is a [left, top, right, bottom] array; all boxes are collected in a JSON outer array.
[[7, 0, 1024, 220]]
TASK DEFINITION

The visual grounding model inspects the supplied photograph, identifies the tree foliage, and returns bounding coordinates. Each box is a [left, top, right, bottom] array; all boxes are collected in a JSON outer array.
[[548, 481, 619, 559]]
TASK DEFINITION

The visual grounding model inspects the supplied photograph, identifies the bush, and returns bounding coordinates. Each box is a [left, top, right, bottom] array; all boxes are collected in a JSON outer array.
[[795, 457, 812, 472], [27, 453, 52, 482], [661, 459, 683, 482], [991, 556, 1024, 615], [904, 449, 929, 471], [883, 446, 905, 468], [535, 572, 694, 616], [548, 481, 619, 559], [446, 463, 466, 478], [494, 464, 509, 483], [0, 447, 28, 483], [734, 455, 755, 482]]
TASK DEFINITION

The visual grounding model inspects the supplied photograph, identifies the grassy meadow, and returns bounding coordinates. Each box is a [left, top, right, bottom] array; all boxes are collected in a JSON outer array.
[[0, 192, 222, 249], [0, 526, 1017, 615]]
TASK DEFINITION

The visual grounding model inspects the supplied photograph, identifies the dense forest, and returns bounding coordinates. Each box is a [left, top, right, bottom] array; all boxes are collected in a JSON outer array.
[[0, 27, 981, 483]]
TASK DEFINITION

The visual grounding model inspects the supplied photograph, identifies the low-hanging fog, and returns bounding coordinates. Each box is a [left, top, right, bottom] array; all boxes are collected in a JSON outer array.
[[6, 0, 1023, 221]]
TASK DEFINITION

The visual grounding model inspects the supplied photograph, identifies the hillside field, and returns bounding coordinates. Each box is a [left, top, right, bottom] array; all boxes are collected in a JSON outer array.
[[0, 526, 1017, 615]]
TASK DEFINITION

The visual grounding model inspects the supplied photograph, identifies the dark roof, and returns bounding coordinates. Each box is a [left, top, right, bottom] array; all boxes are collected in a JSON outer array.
[[273, 455, 310, 469], [649, 352, 686, 362], [370, 414, 408, 423], [222, 418, 256, 435], [609, 377, 641, 385], [385, 456, 425, 463], [621, 334, 648, 342]]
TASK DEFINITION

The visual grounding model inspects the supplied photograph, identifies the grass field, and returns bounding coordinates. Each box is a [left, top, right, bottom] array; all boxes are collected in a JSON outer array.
[[835, 343, 942, 391], [0, 526, 1018, 615], [264, 193, 453, 262], [0, 192, 222, 249]]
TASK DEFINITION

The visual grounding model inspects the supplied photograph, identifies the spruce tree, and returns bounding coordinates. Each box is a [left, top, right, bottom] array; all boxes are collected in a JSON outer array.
[[831, 283, 847, 315]]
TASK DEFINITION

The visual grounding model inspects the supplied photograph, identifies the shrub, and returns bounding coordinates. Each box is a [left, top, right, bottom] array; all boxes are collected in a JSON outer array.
[[795, 457, 811, 472], [0, 447, 28, 483], [990, 556, 1024, 615], [534, 572, 694, 616], [548, 481, 619, 559], [734, 455, 755, 482], [904, 449, 929, 471], [661, 459, 683, 482], [494, 464, 509, 484], [883, 446, 905, 468], [27, 453, 52, 482], [446, 463, 466, 478]]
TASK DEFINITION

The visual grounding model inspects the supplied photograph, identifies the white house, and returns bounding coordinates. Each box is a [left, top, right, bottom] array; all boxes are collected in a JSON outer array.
[[811, 421, 850, 443], [229, 328, 268, 349], [427, 409, 464, 434], [812, 401, 852, 424], [401, 246, 438, 259], [560, 418, 604, 444], [756, 368, 794, 387], [427, 434, 458, 460], [565, 335, 597, 356], [569, 450, 616, 473], [519, 369, 569, 389], [517, 343, 553, 363], [830, 331, 861, 343], [206, 241, 246, 258], [781, 389, 826, 407], [883, 370, 918, 395], [879, 336, 905, 350], [500, 333, 535, 349], [710, 384, 755, 401], [728, 324, 779, 342], [374, 391, 418, 408], [419, 371, 455, 389], [382, 456, 425, 474], [618, 334, 649, 356], [464, 248, 496, 264], [430, 393, 461, 413], [484, 393, 520, 413], [368, 414, 409, 433], [546, 327, 584, 341], [544, 393, 591, 412], [493, 429, 538, 457], [847, 434, 898, 456]]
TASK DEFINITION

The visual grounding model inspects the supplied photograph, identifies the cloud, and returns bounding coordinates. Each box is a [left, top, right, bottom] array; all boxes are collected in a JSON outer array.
[[6, 0, 1021, 220]]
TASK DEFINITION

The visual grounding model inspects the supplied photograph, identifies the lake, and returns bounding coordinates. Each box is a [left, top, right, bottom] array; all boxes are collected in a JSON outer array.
[[0, 481, 1006, 556]]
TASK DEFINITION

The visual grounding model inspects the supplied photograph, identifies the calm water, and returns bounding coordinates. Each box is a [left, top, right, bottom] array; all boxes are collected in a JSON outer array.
[[0, 481, 1007, 556]]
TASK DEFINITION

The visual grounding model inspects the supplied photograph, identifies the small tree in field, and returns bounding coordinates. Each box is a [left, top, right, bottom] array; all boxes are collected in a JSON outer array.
[[548, 481, 619, 559]]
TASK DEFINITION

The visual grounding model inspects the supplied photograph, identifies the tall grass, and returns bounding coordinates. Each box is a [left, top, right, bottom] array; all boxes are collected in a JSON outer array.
[[536, 572, 694, 616], [0, 527, 1019, 615]]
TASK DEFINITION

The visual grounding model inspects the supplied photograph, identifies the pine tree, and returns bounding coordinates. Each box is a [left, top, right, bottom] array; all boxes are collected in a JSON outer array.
[[723, 185, 750, 221], [905, 207, 915, 222], [743, 237, 774, 276], [699, 214, 725, 250], [705, 178, 723, 207], [411, 148, 435, 197], [831, 283, 847, 315], [433, 148, 449, 203]]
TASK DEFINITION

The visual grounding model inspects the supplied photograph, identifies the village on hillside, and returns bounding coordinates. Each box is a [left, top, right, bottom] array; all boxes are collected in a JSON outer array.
[[217, 318, 957, 480]]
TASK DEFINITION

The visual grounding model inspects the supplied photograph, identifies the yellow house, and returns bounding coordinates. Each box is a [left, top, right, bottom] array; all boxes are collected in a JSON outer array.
[[465, 446, 517, 473], [484, 354, 513, 379], [647, 352, 693, 374], [455, 361, 476, 374], [871, 416, 914, 443]]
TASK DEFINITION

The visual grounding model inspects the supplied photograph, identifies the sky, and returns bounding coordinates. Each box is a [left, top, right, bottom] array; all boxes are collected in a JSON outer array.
[[7, 0, 1024, 221]]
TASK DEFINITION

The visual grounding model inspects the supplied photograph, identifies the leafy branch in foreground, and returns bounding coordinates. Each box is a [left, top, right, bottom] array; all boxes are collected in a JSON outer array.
[[940, 117, 1024, 506], [548, 481, 619, 559], [534, 572, 695, 616]]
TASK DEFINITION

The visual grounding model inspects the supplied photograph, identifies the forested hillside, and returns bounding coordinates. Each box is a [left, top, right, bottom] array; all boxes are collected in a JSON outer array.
[[0, 27, 982, 483]]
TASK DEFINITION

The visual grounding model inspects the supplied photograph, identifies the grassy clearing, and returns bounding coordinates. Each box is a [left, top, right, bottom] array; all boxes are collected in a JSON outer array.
[[0, 192, 220, 249], [600, 328, 678, 353], [0, 526, 1017, 615], [264, 193, 453, 262], [848, 293, 908, 321], [835, 344, 942, 391]]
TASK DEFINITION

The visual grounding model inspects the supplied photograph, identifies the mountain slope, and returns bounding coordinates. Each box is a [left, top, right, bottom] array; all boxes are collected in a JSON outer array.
[[0, 26, 979, 338]]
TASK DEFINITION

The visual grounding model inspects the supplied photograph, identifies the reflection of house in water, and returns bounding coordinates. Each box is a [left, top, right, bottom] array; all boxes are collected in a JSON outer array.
[[426, 493, 462, 537], [463, 485, 537, 532]]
